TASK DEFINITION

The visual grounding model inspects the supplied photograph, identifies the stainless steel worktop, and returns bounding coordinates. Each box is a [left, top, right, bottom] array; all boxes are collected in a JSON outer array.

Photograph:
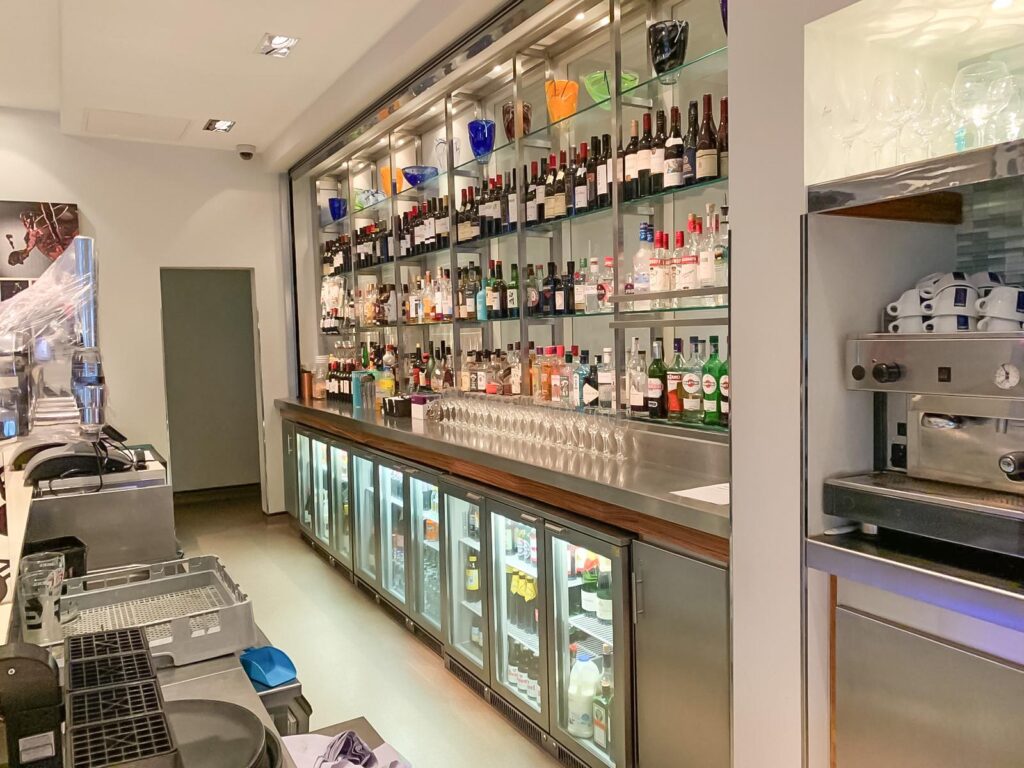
[[277, 398, 731, 540]]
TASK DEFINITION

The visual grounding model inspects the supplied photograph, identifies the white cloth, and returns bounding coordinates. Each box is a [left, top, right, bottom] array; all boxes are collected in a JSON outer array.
[[282, 733, 411, 768]]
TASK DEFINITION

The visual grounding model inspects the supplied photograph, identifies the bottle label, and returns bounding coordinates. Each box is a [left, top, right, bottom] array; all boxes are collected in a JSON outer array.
[[720, 151, 729, 178], [581, 588, 598, 613], [682, 372, 701, 395], [555, 292, 565, 312], [597, 596, 613, 622], [683, 149, 696, 182], [436, 217, 449, 236], [703, 398, 718, 412], [465, 569, 479, 590], [426, 217, 435, 238], [526, 200, 537, 222], [583, 382, 600, 406], [550, 374, 561, 396], [511, 365, 522, 395], [507, 289, 518, 309], [667, 372, 683, 412], [651, 147, 665, 175], [466, 296, 476, 315], [508, 193, 518, 223], [575, 186, 588, 210], [528, 676, 540, 701], [702, 372, 718, 396], [699, 249, 716, 284], [550, 193, 566, 218], [597, 164, 608, 192], [636, 148, 651, 173], [624, 154, 637, 180], [720, 374, 730, 397], [593, 705, 609, 748], [527, 287, 540, 309], [664, 157, 684, 187], [629, 387, 645, 408], [646, 379, 664, 398], [696, 149, 719, 179], [536, 186, 545, 204], [486, 288, 497, 311]]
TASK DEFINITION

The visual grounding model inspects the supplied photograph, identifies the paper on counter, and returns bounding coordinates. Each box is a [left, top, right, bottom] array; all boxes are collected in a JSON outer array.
[[671, 482, 730, 506]]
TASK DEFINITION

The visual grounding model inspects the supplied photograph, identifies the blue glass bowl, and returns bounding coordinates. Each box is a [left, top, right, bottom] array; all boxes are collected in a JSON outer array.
[[401, 166, 439, 188], [468, 119, 496, 165]]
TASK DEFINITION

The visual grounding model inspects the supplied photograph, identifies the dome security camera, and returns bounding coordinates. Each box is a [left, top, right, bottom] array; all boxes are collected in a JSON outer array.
[[236, 144, 256, 160]]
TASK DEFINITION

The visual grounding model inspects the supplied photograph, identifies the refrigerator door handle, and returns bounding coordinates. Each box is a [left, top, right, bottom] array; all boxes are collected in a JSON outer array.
[[287, 433, 293, 453], [632, 568, 643, 623], [466, 492, 482, 501], [519, 513, 539, 523], [544, 523, 564, 533]]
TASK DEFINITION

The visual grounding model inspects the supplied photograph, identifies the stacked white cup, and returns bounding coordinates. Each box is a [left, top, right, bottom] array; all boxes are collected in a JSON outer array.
[[976, 284, 1024, 331], [888, 271, 1007, 334], [920, 272, 979, 333]]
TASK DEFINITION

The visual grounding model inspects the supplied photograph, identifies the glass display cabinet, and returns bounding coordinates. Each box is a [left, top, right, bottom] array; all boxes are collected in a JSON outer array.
[[408, 469, 444, 638], [328, 441, 353, 569], [290, 0, 731, 439], [352, 450, 378, 584], [378, 461, 409, 609]]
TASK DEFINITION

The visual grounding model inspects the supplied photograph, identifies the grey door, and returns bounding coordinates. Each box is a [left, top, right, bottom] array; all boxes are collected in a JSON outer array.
[[633, 542, 729, 768]]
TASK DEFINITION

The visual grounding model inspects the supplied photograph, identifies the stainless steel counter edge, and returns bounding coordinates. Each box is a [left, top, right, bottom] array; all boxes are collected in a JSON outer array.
[[276, 398, 731, 539], [806, 535, 1024, 634]]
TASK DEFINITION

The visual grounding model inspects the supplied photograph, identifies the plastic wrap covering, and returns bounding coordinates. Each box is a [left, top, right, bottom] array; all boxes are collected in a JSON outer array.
[[0, 236, 104, 439]]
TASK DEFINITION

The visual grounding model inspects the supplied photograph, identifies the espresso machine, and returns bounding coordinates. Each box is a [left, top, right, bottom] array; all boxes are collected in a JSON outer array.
[[825, 331, 1024, 558]]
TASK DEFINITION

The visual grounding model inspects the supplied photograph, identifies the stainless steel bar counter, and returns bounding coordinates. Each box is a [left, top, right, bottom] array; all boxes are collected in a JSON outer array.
[[276, 398, 731, 559]]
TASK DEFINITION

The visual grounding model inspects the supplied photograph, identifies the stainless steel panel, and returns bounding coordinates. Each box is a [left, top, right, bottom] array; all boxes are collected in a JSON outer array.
[[806, 534, 1024, 634], [907, 394, 1024, 494], [808, 138, 1024, 215], [282, 421, 298, 518], [845, 333, 1024, 398], [835, 608, 1024, 768], [633, 541, 729, 768]]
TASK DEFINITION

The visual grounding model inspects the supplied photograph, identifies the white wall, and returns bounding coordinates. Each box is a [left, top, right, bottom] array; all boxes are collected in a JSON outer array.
[[0, 107, 288, 512]]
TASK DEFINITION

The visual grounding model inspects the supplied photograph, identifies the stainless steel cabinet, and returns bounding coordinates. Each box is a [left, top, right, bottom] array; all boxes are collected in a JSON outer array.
[[442, 479, 491, 682], [632, 542, 729, 768], [836, 608, 1024, 768]]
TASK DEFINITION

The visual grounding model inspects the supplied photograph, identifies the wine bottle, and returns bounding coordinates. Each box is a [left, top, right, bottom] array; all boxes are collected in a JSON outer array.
[[494, 260, 508, 319], [651, 109, 667, 194], [508, 168, 519, 233], [718, 96, 729, 178], [623, 119, 639, 201], [598, 133, 611, 208], [586, 136, 599, 208], [663, 106, 684, 190], [696, 93, 719, 182], [637, 112, 653, 198], [526, 160, 539, 225], [537, 156, 548, 222], [544, 154, 558, 221], [551, 151, 568, 220], [566, 149, 578, 217], [683, 100, 698, 187], [574, 143, 590, 214]]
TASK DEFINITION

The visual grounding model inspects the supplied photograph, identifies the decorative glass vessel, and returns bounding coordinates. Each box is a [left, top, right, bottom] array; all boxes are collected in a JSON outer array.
[[502, 101, 532, 140], [468, 119, 497, 164], [647, 20, 689, 85], [545, 80, 580, 123]]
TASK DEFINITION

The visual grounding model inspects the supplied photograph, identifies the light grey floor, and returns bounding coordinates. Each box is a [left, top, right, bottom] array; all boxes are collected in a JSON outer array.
[[175, 493, 559, 768]]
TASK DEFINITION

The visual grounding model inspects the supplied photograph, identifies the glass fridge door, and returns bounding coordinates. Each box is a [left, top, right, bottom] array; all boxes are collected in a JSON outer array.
[[489, 504, 548, 728], [548, 532, 629, 768], [409, 472, 442, 635], [296, 430, 313, 533], [379, 463, 408, 605], [311, 438, 331, 547], [329, 443, 352, 566], [352, 453, 377, 583], [443, 486, 488, 678]]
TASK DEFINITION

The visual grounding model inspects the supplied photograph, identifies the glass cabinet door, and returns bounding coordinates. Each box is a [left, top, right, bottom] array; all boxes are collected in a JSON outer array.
[[489, 505, 547, 727], [410, 473, 442, 634], [548, 533, 628, 768], [329, 444, 352, 566], [296, 431, 312, 533], [352, 453, 377, 582], [379, 464, 407, 605], [444, 487, 488, 678], [311, 438, 331, 547]]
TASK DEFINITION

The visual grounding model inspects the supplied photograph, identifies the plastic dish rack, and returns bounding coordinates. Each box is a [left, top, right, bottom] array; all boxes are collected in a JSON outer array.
[[51, 556, 257, 667]]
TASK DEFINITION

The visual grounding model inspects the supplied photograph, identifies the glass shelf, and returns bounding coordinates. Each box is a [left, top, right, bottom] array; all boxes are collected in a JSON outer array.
[[355, 262, 394, 275], [524, 202, 611, 233], [393, 172, 448, 203], [397, 246, 451, 263], [522, 95, 612, 150], [320, 218, 349, 234], [452, 140, 515, 178], [454, 228, 522, 249], [351, 196, 392, 221], [622, 175, 729, 211], [616, 302, 729, 316], [620, 46, 729, 105]]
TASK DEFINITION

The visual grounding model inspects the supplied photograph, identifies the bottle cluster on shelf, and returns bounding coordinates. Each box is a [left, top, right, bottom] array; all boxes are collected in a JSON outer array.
[[626, 334, 729, 427], [625, 204, 729, 309]]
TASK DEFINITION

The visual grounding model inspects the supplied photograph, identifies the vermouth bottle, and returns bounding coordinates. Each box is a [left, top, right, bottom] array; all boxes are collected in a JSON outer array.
[[646, 338, 668, 419], [701, 335, 723, 425]]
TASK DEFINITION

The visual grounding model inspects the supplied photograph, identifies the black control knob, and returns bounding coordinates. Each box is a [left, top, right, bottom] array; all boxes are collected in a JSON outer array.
[[998, 452, 1024, 481], [851, 365, 866, 381], [872, 362, 902, 383]]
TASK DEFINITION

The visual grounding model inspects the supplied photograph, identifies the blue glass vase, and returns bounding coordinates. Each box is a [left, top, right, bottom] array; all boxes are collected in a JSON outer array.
[[468, 119, 496, 165]]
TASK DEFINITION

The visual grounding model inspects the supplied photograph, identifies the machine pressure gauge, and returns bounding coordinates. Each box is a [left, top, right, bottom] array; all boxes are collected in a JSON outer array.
[[995, 363, 1020, 390]]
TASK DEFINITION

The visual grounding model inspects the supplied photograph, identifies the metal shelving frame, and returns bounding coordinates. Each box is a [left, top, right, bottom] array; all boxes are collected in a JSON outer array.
[[296, 0, 730, 440]]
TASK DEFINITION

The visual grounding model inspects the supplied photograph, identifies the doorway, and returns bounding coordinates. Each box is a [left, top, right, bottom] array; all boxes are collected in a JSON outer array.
[[160, 268, 262, 494]]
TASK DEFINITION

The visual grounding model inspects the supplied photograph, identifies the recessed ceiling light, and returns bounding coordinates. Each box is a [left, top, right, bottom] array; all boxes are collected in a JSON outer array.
[[257, 33, 299, 58], [203, 119, 235, 133], [492, 64, 504, 74], [378, 137, 388, 146], [993, 0, 1013, 8], [575, 11, 586, 20]]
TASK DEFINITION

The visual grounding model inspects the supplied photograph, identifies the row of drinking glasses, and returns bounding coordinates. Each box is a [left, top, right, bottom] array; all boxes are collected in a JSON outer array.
[[435, 391, 631, 460]]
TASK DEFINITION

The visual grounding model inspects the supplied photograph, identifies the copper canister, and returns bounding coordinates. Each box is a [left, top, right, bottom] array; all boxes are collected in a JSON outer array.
[[300, 370, 314, 401]]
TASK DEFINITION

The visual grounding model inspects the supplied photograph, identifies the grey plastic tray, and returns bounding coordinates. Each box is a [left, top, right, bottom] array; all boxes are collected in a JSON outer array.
[[51, 556, 257, 666]]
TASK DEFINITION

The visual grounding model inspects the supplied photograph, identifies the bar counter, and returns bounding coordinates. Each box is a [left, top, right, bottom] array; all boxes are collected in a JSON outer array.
[[276, 397, 731, 562]]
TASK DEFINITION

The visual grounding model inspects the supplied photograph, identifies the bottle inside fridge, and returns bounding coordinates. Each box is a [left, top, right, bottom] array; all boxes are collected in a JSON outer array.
[[491, 511, 542, 712], [379, 465, 406, 601], [353, 454, 376, 579], [330, 445, 351, 561], [411, 476, 440, 628], [445, 492, 486, 668]]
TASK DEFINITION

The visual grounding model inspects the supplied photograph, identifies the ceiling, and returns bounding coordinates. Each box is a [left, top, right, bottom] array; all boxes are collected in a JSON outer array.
[[0, 0, 510, 170]]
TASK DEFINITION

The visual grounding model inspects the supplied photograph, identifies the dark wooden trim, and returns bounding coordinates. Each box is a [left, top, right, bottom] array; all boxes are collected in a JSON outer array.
[[822, 191, 963, 225], [280, 404, 730, 564]]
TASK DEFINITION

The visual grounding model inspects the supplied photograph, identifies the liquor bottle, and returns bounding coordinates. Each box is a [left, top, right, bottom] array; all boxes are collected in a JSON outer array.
[[437, 195, 450, 250], [718, 96, 729, 178], [469, 186, 481, 241], [632, 223, 652, 311], [596, 556, 613, 624], [572, 350, 589, 409], [592, 646, 614, 752], [582, 353, 601, 409], [508, 342, 522, 396], [581, 554, 599, 615], [714, 206, 730, 304], [552, 150, 568, 220], [646, 338, 668, 419], [455, 189, 467, 244], [574, 143, 590, 214], [562, 259, 576, 316], [683, 100, 699, 186], [556, 352, 574, 405], [598, 133, 611, 208], [491, 176, 503, 235], [627, 337, 647, 417], [466, 554, 480, 599], [598, 347, 616, 412], [681, 336, 704, 421], [719, 344, 730, 427], [698, 206, 716, 291], [507, 262, 520, 319], [542, 262, 562, 316], [476, 264, 487, 323], [666, 337, 686, 422], [587, 136, 600, 208], [463, 262, 478, 321], [484, 260, 496, 320], [696, 93, 719, 182], [526, 160, 540, 225], [637, 112, 653, 198], [623, 119, 639, 201], [493, 260, 508, 319], [651, 109, 667, 194], [701, 335, 723, 425]]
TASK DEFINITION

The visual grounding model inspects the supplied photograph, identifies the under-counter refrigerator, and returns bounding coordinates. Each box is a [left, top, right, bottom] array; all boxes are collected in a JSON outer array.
[[376, 458, 409, 611], [327, 440, 353, 569], [545, 521, 633, 768], [488, 499, 551, 732], [310, 436, 332, 549], [442, 479, 491, 682], [407, 467, 444, 640], [351, 448, 378, 585]]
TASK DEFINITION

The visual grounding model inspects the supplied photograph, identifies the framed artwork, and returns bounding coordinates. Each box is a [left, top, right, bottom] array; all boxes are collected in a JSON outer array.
[[0, 201, 80, 285]]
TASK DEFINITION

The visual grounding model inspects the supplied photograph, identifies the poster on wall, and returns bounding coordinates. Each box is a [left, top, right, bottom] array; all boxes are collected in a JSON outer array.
[[0, 201, 79, 301]]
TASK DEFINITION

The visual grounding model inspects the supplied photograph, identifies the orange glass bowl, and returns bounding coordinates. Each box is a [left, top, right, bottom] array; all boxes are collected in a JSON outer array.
[[545, 80, 580, 123]]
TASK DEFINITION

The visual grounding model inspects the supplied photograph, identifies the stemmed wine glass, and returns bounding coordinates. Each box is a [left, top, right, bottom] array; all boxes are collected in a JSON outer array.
[[821, 82, 869, 175], [988, 75, 1024, 144], [952, 61, 1014, 149], [870, 70, 926, 165]]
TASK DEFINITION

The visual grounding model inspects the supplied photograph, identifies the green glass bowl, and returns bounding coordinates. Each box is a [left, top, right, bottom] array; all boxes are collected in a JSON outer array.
[[582, 70, 640, 108]]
